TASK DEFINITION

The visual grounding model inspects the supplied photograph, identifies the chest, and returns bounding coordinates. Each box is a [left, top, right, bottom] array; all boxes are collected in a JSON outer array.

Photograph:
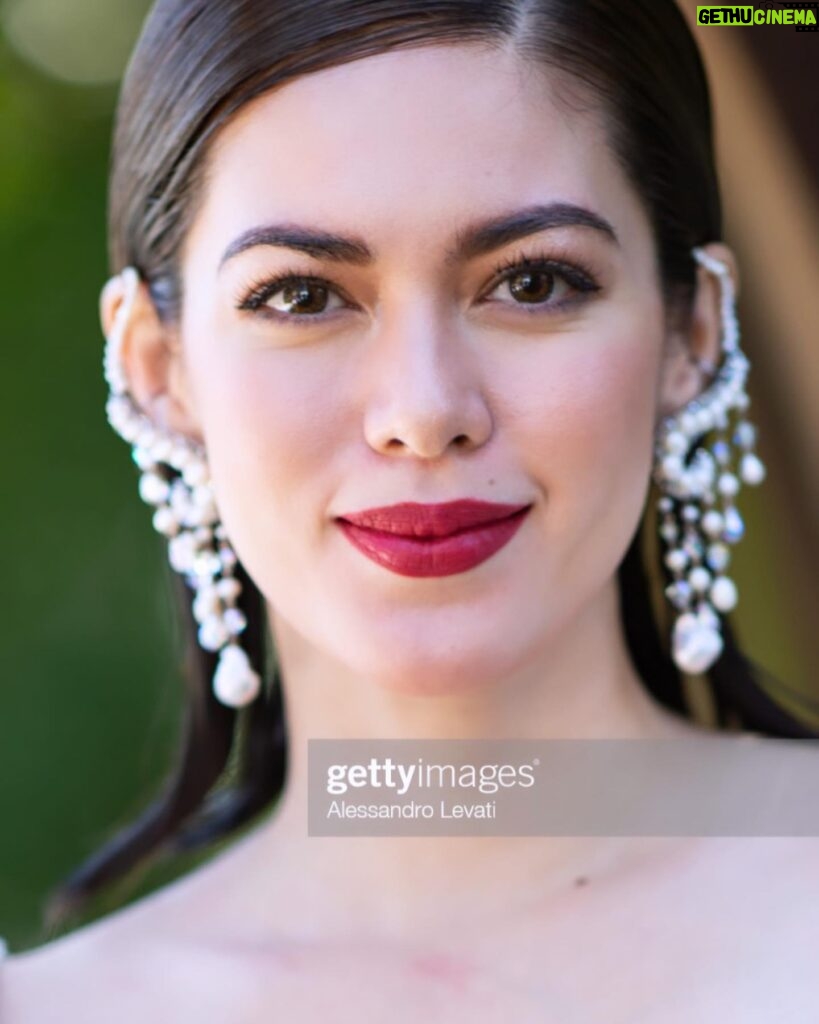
[[221, 903, 816, 1024]]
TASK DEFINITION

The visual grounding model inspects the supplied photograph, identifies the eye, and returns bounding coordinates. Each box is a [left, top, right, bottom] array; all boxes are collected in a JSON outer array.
[[237, 274, 348, 319], [482, 256, 600, 312], [491, 267, 566, 304]]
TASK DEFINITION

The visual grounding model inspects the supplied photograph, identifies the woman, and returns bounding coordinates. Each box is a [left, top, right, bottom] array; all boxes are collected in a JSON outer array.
[[4, 0, 818, 1018]]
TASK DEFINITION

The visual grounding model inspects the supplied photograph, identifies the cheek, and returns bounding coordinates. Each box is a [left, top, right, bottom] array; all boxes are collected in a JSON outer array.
[[181, 338, 345, 587], [511, 325, 662, 578]]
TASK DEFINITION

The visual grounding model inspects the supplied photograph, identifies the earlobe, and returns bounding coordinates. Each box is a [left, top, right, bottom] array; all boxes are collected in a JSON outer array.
[[99, 270, 202, 442]]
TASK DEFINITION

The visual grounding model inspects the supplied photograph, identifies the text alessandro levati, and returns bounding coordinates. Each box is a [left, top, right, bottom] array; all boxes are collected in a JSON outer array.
[[327, 799, 497, 819]]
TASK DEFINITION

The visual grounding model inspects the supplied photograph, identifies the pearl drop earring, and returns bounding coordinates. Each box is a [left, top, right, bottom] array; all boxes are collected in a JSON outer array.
[[653, 247, 766, 675], [103, 267, 262, 707]]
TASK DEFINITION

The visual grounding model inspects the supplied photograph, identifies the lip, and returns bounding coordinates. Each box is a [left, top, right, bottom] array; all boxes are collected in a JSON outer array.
[[334, 499, 532, 578]]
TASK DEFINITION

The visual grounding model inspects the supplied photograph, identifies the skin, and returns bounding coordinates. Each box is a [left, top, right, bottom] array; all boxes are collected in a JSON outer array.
[[6, 42, 819, 1023]]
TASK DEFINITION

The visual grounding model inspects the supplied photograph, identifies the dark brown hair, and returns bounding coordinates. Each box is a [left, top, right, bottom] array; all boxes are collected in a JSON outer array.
[[45, 0, 818, 929]]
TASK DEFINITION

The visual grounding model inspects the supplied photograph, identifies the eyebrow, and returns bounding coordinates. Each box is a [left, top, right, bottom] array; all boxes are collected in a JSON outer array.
[[217, 201, 619, 270]]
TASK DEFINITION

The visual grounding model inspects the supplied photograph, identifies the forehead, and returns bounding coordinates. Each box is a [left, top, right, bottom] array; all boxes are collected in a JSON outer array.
[[192, 43, 642, 260]]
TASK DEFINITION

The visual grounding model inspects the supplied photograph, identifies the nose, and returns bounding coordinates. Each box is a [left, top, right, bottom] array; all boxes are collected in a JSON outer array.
[[362, 304, 493, 459]]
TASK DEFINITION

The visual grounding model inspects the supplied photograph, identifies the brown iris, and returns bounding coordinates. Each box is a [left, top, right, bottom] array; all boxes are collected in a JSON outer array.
[[507, 269, 555, 304], [280, 282, 329, 314]]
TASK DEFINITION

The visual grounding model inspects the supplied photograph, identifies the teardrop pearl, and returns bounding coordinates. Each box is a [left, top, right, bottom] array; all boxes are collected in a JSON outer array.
[[710, 576, 738, 612], [213, 645, 262, 707], [723, 507, 745, 543], [665, 549, 689, 573], [139, 472, 170, 505], [198, 615, 230, 651], [740, 452, 766, 486], [672, 613, 724, 674], [701, 510, 724, 537], [688, 566, 712, 592], [706, 543, 730, 573]]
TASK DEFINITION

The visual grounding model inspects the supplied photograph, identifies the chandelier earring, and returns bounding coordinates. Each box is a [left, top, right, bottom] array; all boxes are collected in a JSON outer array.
[[103, 267, 262, 707], [653, 247, 767, 675]]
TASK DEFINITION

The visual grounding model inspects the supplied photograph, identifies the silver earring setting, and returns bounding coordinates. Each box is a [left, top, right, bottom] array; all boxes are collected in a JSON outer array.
[[103, 267, 262, 707], [653, 247, 766, 675]]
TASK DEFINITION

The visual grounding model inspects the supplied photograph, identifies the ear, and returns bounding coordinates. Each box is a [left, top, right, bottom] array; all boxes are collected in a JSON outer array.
[[99, 272, 203, 444], [656, 242, 739, 422]]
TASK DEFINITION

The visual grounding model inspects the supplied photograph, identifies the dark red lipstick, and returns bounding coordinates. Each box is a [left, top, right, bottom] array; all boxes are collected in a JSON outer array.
[[335, 499, 531, 577]]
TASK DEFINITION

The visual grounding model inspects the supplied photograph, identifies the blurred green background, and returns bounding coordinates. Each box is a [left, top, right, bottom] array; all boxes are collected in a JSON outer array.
[[1, 0, 817, 954], [0, 0, 195, 952]]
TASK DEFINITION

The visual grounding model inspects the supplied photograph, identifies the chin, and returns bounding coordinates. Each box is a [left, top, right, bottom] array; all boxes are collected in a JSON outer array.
[[341, 627, 532, 699], [367, 665, 496, 698]]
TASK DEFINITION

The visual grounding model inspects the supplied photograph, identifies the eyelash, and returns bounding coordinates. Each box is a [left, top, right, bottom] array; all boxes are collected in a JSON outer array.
[[234, 251, 601, 325]]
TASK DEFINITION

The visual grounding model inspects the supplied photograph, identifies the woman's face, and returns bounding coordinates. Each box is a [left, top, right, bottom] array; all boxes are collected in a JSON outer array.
[[170, 43, 682, 693]]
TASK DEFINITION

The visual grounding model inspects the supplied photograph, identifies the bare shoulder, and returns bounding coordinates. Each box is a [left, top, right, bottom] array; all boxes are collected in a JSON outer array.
[[1, 895, 269, 1024], [656, 830, 819, 1022], [691, 728, 819, 911], [674, 730, 819, 958]]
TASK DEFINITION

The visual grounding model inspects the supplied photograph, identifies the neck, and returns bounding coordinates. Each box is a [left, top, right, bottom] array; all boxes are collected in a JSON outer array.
[[195, 577, 700, 947]]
